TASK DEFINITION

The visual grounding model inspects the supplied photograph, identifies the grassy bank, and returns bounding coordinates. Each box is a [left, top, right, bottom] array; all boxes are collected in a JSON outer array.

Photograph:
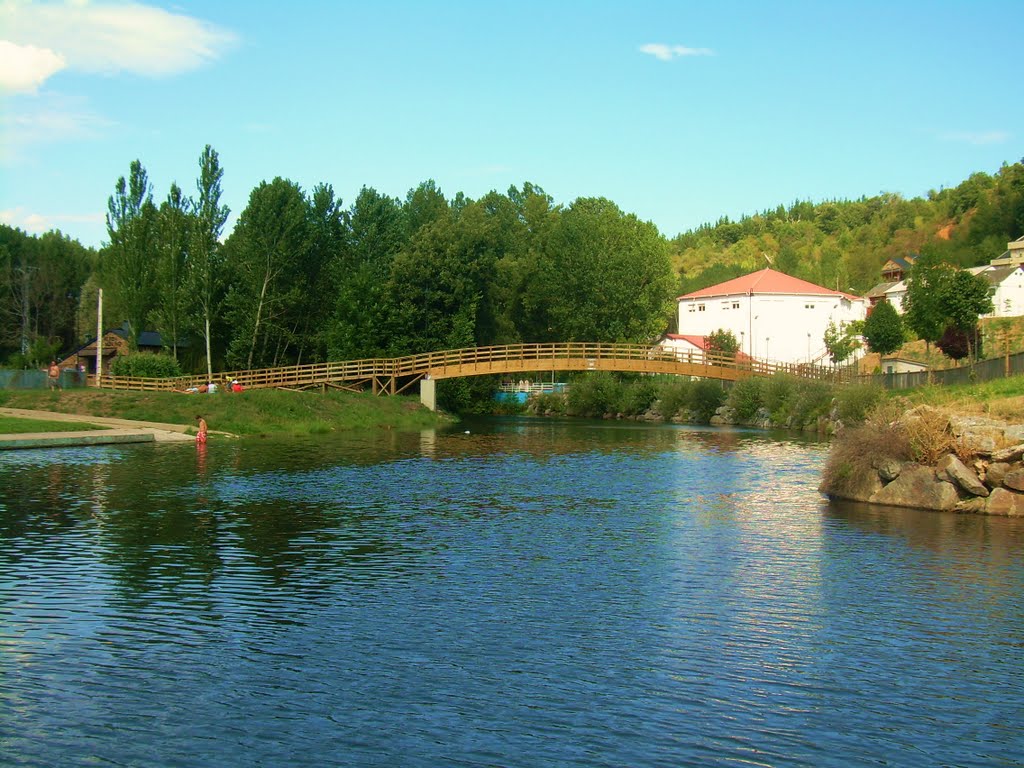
[[0, 388, 448, 436], [0, 415, 108, 433], [891, 376, 1024, 422]]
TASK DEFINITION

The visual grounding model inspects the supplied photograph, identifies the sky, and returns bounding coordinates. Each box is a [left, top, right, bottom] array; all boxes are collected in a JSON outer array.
[[1, 0, 1023, 250]]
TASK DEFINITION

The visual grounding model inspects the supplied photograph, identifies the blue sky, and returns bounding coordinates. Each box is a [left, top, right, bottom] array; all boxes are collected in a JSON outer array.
[[2, 0, 1022, 249]]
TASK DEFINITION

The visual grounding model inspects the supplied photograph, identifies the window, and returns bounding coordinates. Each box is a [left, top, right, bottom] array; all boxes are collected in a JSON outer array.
[[732, 302, 740, 309], [804, 303, 815, 309], [698, 304, 706, 312]]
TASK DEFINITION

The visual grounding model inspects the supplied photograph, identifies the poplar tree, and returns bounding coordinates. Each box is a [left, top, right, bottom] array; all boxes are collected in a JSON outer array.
[[189, 145, 229, 380]]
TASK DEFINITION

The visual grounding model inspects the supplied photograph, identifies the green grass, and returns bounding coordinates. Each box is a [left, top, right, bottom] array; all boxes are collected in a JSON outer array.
[[0, 387, 449, 436], [890, 374, 1024, 422], [0, 415, 108, 433]]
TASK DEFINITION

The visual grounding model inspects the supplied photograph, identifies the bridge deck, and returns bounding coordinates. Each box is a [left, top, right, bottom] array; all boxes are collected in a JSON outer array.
[[95, 342, 848, 395]]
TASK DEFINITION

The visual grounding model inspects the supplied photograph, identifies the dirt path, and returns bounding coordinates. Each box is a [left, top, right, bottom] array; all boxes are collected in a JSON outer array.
[[0, 407, 233, 444]]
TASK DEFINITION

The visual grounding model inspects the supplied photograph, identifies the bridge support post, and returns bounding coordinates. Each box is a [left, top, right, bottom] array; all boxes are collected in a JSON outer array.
[[420, 376, 436, 411]]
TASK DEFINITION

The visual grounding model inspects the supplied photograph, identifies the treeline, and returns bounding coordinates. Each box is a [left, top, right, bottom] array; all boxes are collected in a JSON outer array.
[[4, 152, 1024, 385], [673, 160, 1024, 295], [0, 147, 676, 389]]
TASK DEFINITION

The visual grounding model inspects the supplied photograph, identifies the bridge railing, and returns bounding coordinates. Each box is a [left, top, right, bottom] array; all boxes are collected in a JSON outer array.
[[93, 342, 848, 392]]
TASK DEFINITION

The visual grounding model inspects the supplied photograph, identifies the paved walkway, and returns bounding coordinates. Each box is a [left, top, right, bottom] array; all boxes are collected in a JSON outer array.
[[0, 407, 198, 450]]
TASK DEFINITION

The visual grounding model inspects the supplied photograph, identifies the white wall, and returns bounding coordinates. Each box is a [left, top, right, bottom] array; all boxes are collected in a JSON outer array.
[[678, 293, 866, 364], [986, 269, 1024, 318]]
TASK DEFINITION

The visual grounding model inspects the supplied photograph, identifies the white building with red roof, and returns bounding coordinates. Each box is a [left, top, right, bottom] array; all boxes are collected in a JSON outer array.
[[676, 268, 867, 364]]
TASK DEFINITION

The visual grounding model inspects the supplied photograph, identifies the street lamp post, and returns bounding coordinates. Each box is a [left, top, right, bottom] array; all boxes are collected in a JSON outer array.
[[766, 337, 770, 364]]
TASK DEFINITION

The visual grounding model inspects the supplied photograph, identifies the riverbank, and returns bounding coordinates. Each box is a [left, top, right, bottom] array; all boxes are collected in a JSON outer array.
[[0, 388, 448, 438], [820, 403, 1024, 515]]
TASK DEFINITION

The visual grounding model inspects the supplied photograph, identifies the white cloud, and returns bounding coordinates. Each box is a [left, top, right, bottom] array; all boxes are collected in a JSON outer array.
[[0, 93, 114, 163], [0, 0, 237, 88], [940, 130, 1010, 146], [639, 43, 714, 61], [1, 206, 104, 234], [0, 40, 66, 93]]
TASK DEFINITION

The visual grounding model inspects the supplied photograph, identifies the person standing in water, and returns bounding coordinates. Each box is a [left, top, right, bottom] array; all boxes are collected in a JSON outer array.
[[195, 415, 208, 443]]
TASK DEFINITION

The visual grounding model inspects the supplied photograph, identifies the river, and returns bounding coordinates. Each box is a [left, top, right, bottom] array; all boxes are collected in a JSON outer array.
[[1, 419, 1022, 767]]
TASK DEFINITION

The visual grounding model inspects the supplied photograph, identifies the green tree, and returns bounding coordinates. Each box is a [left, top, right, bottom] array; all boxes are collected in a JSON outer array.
[[104, 159, 158, 348], [224, 177, 309, 368], [823, 320, 861, 364], [942, 268, 993, 360], [705, 328, 739, 356], [151, 182, 191, 361], [188, 145, 230, 380], [903, 253, 955, 353], [862, 299, 903, 356]]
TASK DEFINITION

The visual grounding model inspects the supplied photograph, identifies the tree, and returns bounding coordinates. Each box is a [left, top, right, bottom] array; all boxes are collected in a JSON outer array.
[[151, 182, 191, 361], [903, 253, 955, 354], [104, 159, 158, 348], [188, 145, 229, 380], [862, 299, 903, 356], [823, 320, 861, 365], [936, 325, 971, 361], [224, 177, 309, 369], [705, 328, 739, 356]]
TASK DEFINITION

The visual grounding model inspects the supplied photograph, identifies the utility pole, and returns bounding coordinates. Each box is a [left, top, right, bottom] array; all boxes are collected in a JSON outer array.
[[96, 288, 103, 386]]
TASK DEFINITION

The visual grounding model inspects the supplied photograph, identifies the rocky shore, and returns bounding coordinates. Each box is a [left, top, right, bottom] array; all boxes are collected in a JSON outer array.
[[819, 406, 1024, 516]]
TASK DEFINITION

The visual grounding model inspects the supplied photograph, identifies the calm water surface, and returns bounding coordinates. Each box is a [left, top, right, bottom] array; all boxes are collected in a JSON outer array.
[[1, 419, 1022, 767]]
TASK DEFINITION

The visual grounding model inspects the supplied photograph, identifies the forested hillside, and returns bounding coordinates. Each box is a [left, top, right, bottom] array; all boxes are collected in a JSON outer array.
[[2, 153, 1022, 377], [673, 160, 1024, 295]]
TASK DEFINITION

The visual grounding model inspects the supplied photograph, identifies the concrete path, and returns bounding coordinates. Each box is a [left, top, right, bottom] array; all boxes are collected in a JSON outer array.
[[0, 407, 198, 449]]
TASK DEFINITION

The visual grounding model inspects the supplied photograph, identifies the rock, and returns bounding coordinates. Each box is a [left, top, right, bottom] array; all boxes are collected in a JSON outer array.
[[948, 414, 1008, 455], [869, 464, 959, 511], [991, 443, 1024, 463], [873, 457, 903, 482], [1005, 426, 1024, 443], [985, 462, 1011, 488], [821, 470, 883, 502], [986, 488, 1024, 517], [937, 454, 989, 497], [956, 498, 988, 514], [1004, 467, 1024, 492]]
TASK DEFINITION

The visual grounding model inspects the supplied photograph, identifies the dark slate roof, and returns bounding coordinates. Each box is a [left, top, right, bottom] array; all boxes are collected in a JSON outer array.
[[866, 281, 897, 298]]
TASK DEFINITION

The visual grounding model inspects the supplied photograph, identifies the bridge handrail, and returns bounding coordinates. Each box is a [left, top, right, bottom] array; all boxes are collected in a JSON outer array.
[[95, 342, 848, 391]]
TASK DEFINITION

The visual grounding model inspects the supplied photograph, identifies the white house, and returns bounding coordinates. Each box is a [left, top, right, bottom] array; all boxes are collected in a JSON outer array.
[[676, 268, 867, 364], [969, 264, 1024, 318]]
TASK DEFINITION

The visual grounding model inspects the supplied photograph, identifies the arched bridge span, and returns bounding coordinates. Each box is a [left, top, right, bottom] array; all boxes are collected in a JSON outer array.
[[99, 343, 844, 410]]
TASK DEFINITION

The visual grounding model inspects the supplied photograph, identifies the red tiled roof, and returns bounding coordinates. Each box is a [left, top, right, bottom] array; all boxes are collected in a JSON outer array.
[[662, 334, 754, 362], [677, 268, 852, 300]]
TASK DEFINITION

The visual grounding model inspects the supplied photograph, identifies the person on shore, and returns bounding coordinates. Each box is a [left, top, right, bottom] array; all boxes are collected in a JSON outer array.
[[47, 360, 61, 391], [195, 415, 208, 443]]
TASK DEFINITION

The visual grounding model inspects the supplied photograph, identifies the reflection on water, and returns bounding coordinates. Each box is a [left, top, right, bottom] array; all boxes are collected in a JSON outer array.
[[1, 418, 1022, 768]]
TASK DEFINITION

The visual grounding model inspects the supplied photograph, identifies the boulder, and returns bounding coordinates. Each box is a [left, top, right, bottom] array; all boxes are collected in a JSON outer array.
[[873, 457, 903, 482], [1004, 467, 1024, 492], [820, 467, 884, 502], [955, 497, 988, 514], [948, 414, 1008, 455], [937, 454, 989, 497], [991, 443, 1024, 463], [986, 488, 1024, 517], [985, 462, 1012, 489], [869, 464, 959, 511]]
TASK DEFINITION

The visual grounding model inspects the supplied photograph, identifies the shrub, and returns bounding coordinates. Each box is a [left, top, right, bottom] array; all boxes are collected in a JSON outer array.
[[690, 380, 726, 423], [727, 377, 764, 421], [834, 382, 883, 425], [615, 378, 658, 416], [790, 380, 834, 427], [567, 372, 620, 417], [528, 392, 567, 416], [761, 374, 797, 419], [820, 419, 913, 496], [109, 353, 182, 379], [655, 378, 693, 420]]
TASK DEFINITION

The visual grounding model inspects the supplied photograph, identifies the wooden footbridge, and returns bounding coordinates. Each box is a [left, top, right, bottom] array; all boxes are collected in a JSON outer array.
[[97, 342, 846, 410]]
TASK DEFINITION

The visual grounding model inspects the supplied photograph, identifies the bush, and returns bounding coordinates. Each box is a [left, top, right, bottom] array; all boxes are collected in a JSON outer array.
[[690, 380, 726, 423], [790, 380, 834, 427], [820, 419, 914, 496], [615, 377, 658, 416], [528, 391, 567, 416], [109, 353, 182, 379], [655, 378, 692, 420], [834, 382, 883, 425], [761, 374, 797, 419], [567, 372, 620, 417], [727, 377, 765, 421]]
